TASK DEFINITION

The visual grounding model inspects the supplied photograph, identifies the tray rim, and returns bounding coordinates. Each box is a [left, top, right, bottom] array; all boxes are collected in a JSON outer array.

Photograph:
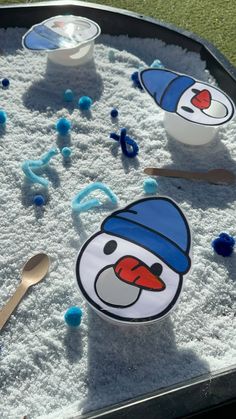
[[78, 365, 236, 419]]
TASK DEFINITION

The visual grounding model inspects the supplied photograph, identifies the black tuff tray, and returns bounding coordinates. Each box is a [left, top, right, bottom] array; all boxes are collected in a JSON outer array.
[[1, 2, 235, 418]]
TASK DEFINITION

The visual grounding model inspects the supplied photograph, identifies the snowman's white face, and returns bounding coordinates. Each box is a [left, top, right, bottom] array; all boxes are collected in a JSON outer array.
[[176, 82, 235, 125], [76, 232, 183, 323]]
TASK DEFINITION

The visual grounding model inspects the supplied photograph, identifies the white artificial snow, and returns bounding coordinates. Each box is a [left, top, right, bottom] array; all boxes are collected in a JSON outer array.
[[0, 28, 235, 419]]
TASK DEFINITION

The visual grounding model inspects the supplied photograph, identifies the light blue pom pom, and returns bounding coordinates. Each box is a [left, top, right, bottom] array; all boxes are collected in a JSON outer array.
[[63, 89, 74, 102], [151, 59, 164, 69], [64, 306, 83, 327], [61, 147, 72, 158], [108, 50, 115, 61], [0, 110, 7, 124], [143, 178, 158, 194], [56, 118, 71, 135], [78, 96, 93, 110]]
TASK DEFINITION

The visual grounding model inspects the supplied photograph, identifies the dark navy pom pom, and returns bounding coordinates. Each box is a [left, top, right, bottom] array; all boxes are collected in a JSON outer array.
[[2, 78, 10, 87], [131, 71, 143, 90], [33, 195, 45, 206], [110, 108, 118, 118], [212, 233, 235, 257]]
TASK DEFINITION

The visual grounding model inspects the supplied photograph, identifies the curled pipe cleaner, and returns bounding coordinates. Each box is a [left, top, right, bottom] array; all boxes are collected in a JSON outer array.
[[110, 128, 139, 158], [72, 182, 118, 213], [21, 148, 59, 187]]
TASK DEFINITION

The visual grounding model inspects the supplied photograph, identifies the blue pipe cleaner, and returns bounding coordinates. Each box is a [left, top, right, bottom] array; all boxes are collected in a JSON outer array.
[[212, 232, 235, 257], [72, 182, 118, 213], [110, 128, 139, 158], [21, 148, 59, 187]]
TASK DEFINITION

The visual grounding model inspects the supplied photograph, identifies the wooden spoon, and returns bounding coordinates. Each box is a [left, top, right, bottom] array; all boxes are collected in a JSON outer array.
[[0, 253, 50, 331], [144, 168, 235, 185]]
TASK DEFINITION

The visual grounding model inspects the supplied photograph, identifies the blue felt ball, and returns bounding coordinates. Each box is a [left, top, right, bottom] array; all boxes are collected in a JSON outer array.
[[78, 96, 93, 110], [56, 118, 71, 135], [131, 71, 143, 90], [63, 89, 74, 102], [108, 49, 115, 61], [110, 108, 118, 118], [2, 78, 10, 87], [33, 195, 45, 206], [143, 178, 158, 194], [64, 306, 83, 327], [0, 110, 7, 124], [61, 146, 72, 158], [212, 232, 235, 257]]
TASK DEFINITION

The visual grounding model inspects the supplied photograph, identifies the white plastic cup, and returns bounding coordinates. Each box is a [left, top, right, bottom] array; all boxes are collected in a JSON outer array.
[[47, 40, 94, 67], [163, 111, 219, 146]]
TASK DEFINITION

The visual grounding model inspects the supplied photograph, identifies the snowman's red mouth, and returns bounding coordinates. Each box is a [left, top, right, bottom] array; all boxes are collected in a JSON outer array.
[[114, 256, 165, 291], [191, 89, 211, 110]]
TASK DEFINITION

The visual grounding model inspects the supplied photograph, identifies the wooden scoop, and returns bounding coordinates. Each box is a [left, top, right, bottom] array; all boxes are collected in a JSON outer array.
[[144, 168, 235, 185], [0, 253, 50, 331]]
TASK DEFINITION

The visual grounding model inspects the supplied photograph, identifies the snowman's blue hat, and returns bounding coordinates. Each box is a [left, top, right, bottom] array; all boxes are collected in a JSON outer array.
[[102, 198, 191, 274], [139, 69, 195, 112]]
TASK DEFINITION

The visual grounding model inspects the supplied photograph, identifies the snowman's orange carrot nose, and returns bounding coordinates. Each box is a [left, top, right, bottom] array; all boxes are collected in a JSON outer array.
[[114, 256, 165, 291], [191, 89, 211, 110]]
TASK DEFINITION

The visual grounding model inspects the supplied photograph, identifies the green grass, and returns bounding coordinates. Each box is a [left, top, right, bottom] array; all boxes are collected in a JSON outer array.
[[0, 0, 235, 65]]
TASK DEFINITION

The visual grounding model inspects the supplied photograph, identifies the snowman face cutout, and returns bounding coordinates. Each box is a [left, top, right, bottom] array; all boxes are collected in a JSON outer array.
[[139, 68, 235, 126], [76, 197, 192, 324], [177, 82, 234, 125]]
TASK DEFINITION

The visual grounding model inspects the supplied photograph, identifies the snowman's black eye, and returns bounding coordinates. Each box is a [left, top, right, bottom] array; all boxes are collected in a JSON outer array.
[[181, 106, 194, 113], [150, 263, 163, 277], [192, 88, 200, 94], [103, 240, 117, 255]]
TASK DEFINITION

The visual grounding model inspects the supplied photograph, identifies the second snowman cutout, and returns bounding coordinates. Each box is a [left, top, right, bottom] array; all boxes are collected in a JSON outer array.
[[139, 68, 235, 126]]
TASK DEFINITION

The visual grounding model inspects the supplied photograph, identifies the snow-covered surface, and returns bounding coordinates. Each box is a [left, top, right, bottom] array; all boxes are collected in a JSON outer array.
[[0, 29, 235, 419]]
